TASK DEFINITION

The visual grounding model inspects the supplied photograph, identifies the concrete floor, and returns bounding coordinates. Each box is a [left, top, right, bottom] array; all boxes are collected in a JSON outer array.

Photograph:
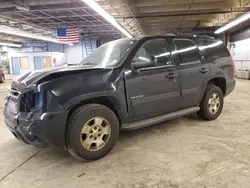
[[0, 79, 250, 188]]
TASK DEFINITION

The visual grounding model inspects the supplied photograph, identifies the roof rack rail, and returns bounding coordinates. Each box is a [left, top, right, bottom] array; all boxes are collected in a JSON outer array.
[[161, 33, 176, 36], [196, 34, 215, 39], [161, 32, 215, 39]]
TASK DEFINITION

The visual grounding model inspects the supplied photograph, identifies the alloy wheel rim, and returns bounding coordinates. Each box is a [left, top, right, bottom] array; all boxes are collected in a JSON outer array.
[[208, 93, 220, 114], [80, 117, 111, 151]]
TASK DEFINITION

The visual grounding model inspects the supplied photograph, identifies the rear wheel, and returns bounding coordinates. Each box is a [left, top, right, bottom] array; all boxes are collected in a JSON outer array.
[[66, 104, 119, 161], [198, 85, 224, 120]]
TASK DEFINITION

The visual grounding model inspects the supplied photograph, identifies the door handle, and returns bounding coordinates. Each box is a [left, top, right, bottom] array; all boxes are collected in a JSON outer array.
[[199, 68, 208, 74], [166, 73, 178, 79]]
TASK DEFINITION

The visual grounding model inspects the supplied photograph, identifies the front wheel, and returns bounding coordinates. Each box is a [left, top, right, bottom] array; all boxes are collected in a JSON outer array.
[[66, 104, 119, 161], [198, 85, 224, 120]]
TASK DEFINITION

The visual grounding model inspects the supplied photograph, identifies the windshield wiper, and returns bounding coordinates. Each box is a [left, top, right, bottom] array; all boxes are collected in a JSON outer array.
[[81, 61, 98, 66]]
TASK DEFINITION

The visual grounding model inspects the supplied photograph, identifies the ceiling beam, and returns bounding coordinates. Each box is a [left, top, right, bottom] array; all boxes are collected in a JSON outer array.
[[0, 0, 73, 9], [119, 10, 248, 19]]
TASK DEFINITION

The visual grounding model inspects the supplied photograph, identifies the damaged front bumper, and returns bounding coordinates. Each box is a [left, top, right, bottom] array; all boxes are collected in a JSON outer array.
[[4, 86, 68, 148], [4, 106, 68, 147], [4, 80, 69, 148], [4, 108, 47, 147]]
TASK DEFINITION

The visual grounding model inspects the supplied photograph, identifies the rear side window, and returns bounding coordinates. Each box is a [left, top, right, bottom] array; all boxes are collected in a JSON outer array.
[[199, 39, 230, 58], [173, 39, 201, 65]]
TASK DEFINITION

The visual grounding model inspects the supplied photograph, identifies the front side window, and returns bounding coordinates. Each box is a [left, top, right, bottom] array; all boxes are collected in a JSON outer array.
[[173, 39, 201, 65], [133, 39, 173, 67]]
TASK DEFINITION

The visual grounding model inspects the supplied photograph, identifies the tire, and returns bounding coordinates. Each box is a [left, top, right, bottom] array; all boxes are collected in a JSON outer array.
[[198, 85, 224, 121], [66, 104, 120, 161], [0, 75, 5, 83]]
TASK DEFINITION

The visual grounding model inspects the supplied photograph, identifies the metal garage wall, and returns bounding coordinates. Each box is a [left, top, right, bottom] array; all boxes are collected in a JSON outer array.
[[230, 27, 250, 70], [6, 38, 113, 74], [8, 51, 66, 75], [64, 40, 97, 64], [9, 39, 100, 64]]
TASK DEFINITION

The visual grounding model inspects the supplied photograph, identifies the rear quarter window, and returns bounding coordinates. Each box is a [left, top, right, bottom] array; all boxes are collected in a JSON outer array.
[[173, 39, 201, 65], [199, 39, 230, 58]]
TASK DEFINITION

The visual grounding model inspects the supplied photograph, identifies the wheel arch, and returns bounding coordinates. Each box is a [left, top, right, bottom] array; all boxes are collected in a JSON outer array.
[[66, 95, 125, 125], [198, 76, 226, 104], [207, 77, 226, 96]]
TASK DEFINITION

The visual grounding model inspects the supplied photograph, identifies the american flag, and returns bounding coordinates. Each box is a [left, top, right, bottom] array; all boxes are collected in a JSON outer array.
[[56, 28, 80, 44]]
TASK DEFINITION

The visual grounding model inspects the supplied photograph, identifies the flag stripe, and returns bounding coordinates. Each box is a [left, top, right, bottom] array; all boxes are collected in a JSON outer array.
[[66, 30, 79, 32], [62, 34, 79, 37], [58, 37, 79, 40], [57, 39, 79, 42]]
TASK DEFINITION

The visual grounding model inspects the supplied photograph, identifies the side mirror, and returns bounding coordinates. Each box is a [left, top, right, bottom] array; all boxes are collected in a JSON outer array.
[[131, 56, 155, 70]]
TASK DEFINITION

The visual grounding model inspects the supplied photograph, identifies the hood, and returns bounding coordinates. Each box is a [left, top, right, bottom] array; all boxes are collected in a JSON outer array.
[[11, 65, 104, 91]]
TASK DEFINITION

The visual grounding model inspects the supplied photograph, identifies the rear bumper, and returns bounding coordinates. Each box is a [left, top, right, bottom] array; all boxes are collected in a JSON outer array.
[[225, 79, 236, 96], [4, 107, 68, 148]]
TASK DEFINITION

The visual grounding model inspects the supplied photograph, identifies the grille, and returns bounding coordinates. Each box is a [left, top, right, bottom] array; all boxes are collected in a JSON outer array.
[[7, 101, 18, 114]]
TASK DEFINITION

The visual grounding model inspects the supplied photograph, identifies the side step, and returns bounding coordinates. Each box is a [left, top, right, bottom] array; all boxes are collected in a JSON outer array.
[[121, 107, 200, 131]]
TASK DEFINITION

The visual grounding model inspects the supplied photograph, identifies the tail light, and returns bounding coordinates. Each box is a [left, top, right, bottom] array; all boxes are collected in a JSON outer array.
[[232, 60, 235, 79]]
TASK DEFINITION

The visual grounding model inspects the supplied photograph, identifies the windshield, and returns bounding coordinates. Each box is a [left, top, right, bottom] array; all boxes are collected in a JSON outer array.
[[80, 38, 136, 67]]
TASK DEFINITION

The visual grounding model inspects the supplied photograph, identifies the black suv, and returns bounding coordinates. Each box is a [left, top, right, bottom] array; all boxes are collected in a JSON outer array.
[[4, 34, 235, 161]]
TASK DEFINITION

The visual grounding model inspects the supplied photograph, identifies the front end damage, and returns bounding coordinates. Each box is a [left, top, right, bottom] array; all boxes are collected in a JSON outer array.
[[4, 81, 67, 147], [3, 66, 107, 148]]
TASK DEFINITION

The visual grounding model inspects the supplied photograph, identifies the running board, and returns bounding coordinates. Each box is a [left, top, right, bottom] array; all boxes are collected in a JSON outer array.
[[121, 107, 200, 131]]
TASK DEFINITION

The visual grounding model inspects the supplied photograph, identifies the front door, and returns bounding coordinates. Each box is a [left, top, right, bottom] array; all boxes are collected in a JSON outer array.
[[11, 57, 20, 75], [125, 38, 181, 120], [171, 38, 211, 108], [34, 57, 43, 70]]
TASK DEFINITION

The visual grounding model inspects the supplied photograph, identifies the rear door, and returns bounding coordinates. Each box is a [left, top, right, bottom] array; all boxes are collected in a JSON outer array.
[[171, 38, 211, 108], [124, 38, 182, 120]]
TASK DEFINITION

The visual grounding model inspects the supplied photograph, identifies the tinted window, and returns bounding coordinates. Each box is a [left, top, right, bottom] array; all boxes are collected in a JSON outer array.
[[199, 39, 229, 58], [133, 39, 173, 67], [173, 39, 201, 65], [80, 39, 136, 67]]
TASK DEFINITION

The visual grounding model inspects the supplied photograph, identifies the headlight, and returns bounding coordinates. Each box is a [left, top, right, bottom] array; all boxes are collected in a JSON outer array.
[[20, 91, 46, 112]]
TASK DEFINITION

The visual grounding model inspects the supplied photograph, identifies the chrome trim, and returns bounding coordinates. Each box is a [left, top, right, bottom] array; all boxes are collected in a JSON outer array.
[[7, 88, 22, 100]]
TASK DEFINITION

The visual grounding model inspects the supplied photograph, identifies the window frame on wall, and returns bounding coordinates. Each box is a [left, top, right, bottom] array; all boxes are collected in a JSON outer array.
[[172, 38, 203, 66], [43, 56, 52, 68], [20, 56, 30, 69]]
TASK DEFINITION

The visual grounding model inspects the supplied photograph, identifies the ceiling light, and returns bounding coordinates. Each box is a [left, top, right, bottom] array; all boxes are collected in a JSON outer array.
[[0, 25, 58, 43], [215, 11, 250, 34], [16, 5, 30, 11], [81, 0, 132, 38], [0, 42, 22, 48]]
